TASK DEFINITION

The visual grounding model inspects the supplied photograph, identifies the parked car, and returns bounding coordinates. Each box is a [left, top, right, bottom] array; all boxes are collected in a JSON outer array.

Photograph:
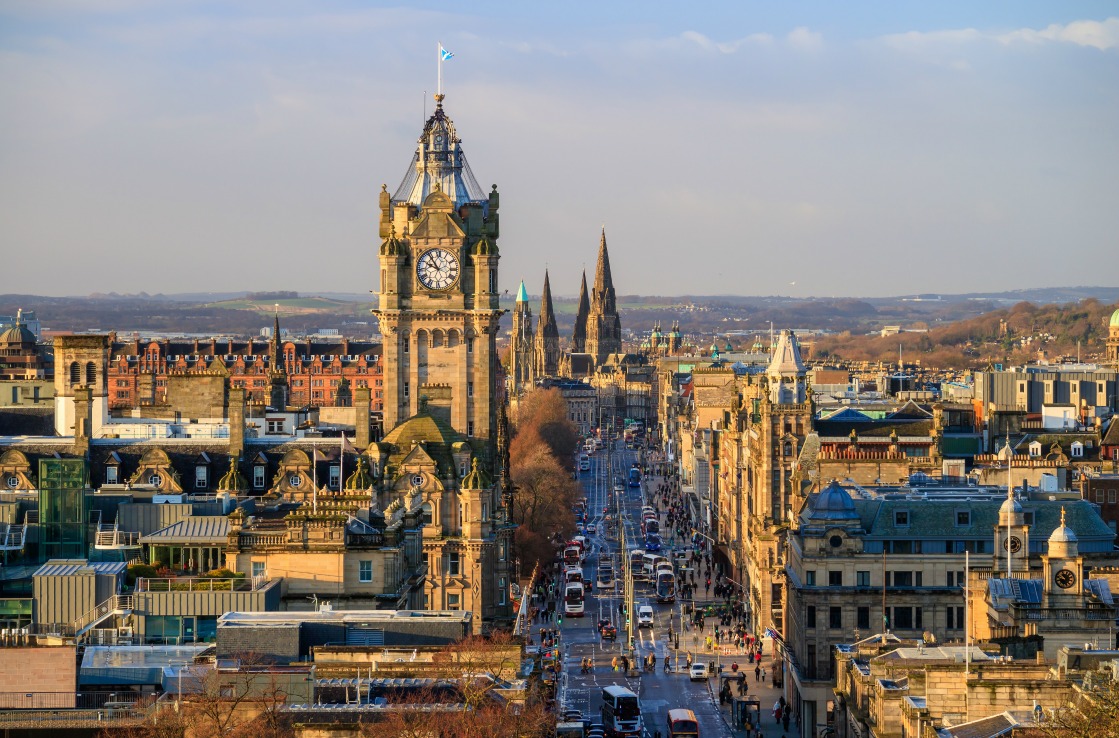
[[689, 662, 708, 681]]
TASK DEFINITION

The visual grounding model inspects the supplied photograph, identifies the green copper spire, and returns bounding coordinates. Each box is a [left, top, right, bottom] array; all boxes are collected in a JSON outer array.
[[516, 280, 529, 303]]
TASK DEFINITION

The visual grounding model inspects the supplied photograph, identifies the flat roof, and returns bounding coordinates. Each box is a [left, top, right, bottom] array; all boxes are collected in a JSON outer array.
[[218, 609, 472, 626], [83, 644, 209, 669]]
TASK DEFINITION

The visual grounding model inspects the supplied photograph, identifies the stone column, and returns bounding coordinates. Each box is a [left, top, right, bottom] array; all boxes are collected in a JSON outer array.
[[354, 386, 371, 449], [228, 387, 246, 458], [73, 387, 92, 456]]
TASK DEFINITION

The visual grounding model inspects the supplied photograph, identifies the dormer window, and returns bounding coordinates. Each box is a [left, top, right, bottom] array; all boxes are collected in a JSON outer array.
[[1071, 442, 1084, 458], [459, 461, 468, 477], [253, 465, 266, 489], [421, 503, 433, 526], [1029, 441, 1042, 457], [895, 511, 909, 527], [195, 466, 208, 489], [105, 466, 119, 485]]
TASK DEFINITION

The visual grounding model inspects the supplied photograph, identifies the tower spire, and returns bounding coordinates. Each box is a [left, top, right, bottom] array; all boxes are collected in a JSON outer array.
[[586, 228, 622, 366], [533, 271, 560, 378], [572, 270, 589, 353]]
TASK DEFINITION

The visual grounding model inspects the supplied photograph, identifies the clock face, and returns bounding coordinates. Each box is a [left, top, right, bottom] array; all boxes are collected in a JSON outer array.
[[416, 248, 460, 290], [1055, 568, 1076, 590], [1004, 536, 1022, 553], [434, 133, 444, 146]]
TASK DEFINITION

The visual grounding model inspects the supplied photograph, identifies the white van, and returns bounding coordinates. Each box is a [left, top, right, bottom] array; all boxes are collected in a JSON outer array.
[[637, 605, 654, 628]]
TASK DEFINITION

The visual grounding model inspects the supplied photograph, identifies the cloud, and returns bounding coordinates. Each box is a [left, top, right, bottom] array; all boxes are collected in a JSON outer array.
[[786, 26, 823, 52], [997, 18, 1119, 51], [880, 17, 1119, 53], [676, 30, 774, 54]]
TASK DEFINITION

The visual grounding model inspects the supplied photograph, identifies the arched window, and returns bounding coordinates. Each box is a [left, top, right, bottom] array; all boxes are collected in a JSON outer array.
[[69, 362, 81, 385], [85, 362, 96, 385]]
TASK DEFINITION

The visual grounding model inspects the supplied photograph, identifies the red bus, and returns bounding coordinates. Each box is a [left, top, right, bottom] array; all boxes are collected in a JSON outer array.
[[667, 708, 699, 737]]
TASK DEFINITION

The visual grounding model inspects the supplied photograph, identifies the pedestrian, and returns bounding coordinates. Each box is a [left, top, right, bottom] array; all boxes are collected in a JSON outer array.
[[782, 711, 791, 734], [754, 663, 761, 682], [612, 656, 618, 672]]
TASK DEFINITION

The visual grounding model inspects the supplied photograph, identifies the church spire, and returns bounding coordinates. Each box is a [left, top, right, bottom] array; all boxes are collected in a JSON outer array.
[[533, 271, 560, 377], [586, 228, 622, 365], [572, 270, 589, 353], [592, 227, 616, 313], [539, 271, 558, 339]]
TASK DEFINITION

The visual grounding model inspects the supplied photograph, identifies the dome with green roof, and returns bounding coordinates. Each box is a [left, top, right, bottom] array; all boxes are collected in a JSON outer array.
[[1111, 307, 1119, 328], [380, 407, 466, 473]]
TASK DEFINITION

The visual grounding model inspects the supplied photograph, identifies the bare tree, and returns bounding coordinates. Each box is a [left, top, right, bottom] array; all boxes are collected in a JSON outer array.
[[1041, 671, 1119, 738]]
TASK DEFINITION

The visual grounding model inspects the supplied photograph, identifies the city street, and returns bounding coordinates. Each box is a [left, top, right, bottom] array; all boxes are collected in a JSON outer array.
[[550, 438, 776, 738]]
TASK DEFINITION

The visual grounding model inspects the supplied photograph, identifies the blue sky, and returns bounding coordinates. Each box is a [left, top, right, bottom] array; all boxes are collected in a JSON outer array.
[[2, 2, 1117, 298]]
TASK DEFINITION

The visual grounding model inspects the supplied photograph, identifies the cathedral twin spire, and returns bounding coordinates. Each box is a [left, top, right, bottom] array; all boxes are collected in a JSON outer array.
[[510, 228, 623, 393]]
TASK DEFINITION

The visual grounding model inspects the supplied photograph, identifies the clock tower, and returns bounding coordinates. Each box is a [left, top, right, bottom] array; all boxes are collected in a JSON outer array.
[[375, 93, 501, 441]]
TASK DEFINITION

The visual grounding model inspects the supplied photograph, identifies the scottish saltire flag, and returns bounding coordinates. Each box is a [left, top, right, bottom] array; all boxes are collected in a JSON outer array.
[[440, 45, 454, 61]]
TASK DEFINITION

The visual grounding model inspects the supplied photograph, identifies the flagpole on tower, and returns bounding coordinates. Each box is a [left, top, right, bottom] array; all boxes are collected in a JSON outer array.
[[437, 41, 442, 96]]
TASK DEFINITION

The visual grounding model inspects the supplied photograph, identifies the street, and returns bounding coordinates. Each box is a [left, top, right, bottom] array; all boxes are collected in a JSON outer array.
[[552, 438, 736, 738]]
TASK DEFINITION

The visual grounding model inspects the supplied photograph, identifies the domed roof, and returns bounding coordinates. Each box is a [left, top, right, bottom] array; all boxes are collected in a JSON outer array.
[[809, 480, 860, 521], [1111, 308, 1119, 328], [381, 409, 463, 450], [1048, 506, 1078, 545], [0, 311, 35, 346]]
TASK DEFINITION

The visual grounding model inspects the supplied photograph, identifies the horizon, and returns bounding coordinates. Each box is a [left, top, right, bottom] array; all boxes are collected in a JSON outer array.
[[2, 2, 1118, 297]]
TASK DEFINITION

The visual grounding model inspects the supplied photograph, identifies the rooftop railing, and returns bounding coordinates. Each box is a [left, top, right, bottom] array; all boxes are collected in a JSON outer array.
[[136, 575, 271, 592]]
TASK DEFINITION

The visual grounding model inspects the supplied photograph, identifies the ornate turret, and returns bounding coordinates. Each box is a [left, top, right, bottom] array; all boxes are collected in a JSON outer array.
[[510, 280, 534, 394], [217, 456, 247, 493], [344, 455, 375, 491], [1043, 507, 1083, 598]]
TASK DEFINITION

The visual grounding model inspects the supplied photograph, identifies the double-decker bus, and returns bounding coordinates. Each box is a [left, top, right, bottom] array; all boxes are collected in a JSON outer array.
[[564, 545, 581, 567], [666, 708, 699, 737], [564, 582, 585, 617], [656, 569, 676, 603], [601, 685, 642, 737]]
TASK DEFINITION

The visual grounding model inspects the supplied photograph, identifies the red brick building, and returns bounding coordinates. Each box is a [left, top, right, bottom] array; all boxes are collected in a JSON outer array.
[[106, 334, 382, 413]]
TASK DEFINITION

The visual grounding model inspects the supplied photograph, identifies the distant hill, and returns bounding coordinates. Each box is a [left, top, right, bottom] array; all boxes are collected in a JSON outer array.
[[809, 298, 1119, 368]]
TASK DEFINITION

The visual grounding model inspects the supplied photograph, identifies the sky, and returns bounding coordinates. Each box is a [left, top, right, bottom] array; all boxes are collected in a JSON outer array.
[[2, 2, 1117, 299]]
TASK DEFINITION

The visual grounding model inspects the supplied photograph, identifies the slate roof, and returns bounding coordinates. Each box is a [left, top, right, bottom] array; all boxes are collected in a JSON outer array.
[[140, 515, 230, 544], [936, 712, 1016, 738], [1103, 417, 1119, 447], [815, 419, 933, 439], [854, 497, 1114, 547]]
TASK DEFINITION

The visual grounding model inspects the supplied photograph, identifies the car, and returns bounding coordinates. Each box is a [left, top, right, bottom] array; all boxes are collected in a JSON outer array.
[[597, 618, 612, 632], [587, 523, 597, 534], [690, 662, 708, 681], [637, 605, 654, 628], [600, 623, 617, 640]]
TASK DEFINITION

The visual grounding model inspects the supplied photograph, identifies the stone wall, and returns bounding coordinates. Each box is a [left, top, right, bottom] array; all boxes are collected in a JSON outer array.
[[0, 645, 77, 707]]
